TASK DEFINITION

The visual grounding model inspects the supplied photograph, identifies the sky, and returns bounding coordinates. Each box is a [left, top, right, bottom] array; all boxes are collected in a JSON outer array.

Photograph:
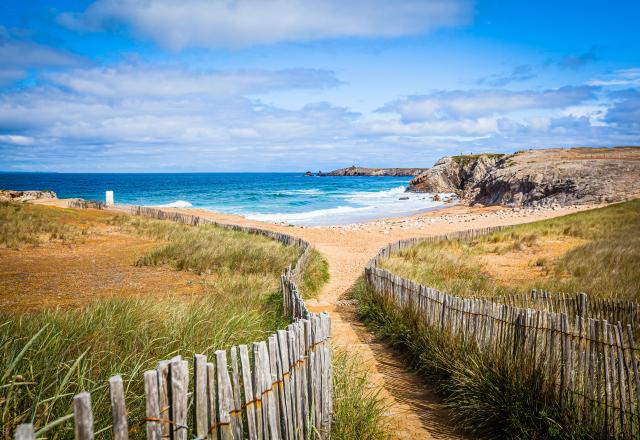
[[0, 0, 639, 172]]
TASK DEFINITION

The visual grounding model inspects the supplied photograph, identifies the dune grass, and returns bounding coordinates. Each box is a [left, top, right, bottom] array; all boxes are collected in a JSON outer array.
[[298, 248, 330, 298], [380, 200, 640, 300], [0, 207, 329, 437], [331, 349, 389, 440], [0, 202, 88, 249], [350, 277, 595, 439], [108, 214, 303, 276]]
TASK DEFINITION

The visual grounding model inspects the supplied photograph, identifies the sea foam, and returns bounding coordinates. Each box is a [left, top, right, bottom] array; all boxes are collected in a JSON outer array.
[[154, 200, 193, 208]]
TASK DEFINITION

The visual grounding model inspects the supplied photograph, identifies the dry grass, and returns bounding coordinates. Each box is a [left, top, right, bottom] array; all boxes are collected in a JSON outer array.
[[0, 202, 91, 249], [380, 200, 640, 300]]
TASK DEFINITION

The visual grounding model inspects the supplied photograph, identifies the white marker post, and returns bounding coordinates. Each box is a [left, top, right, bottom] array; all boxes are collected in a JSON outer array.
[[105, 190, 114, 207]]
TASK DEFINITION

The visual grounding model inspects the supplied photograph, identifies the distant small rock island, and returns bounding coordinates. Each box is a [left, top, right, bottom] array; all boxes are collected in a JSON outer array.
[[408, 146, 640, 207], [317, 166, 429, 177]]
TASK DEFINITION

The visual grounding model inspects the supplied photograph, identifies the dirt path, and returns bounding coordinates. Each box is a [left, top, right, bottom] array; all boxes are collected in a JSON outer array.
[[46, 199, 599, 438]]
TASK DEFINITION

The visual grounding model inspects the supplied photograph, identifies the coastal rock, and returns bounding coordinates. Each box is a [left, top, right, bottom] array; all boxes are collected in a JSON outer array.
[[304, 171, 313, 176], [408, 154, 502, 195], [408, 147, 640, 207], [0, 190, 57, 202], [322, 166, 429, 177]]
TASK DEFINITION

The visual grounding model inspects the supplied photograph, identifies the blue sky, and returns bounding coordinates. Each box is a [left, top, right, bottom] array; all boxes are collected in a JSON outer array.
[[0, 0, 639, 172]]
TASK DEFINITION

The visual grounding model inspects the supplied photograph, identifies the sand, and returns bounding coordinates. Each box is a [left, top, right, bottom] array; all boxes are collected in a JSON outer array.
[[35, 198, 604, 438]]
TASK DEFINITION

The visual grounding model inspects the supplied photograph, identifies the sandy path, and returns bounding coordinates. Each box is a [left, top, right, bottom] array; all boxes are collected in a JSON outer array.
[[44, 199, 601, 438], [161, 203, 600, 439]]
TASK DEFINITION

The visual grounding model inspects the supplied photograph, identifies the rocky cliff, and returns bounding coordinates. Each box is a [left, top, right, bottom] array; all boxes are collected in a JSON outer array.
[[0, 190, 57, 202], [320, 166, 429, 176], [408, 147, 640, 207]]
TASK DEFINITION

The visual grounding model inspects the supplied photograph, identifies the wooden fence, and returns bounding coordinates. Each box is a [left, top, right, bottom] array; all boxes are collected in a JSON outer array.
[[67, 199, 104, 209], [365, 227, 640, 439], [14, 206, 332, 439]]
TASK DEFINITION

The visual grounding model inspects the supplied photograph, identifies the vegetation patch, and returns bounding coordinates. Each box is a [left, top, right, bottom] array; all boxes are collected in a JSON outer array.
[[331, 348, 390, 440], [450, 153, 505, 166], [109, 214, 303, 275], [380, 200, 640, 300], [0, 202, 89, 248], [298, 248, 330, 298]]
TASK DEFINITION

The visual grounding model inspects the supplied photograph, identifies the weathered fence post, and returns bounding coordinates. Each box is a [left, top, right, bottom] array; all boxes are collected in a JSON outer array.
[[73, 392, 94, 440], [109, 375, 128, 440], [14, 424, 34, 440]]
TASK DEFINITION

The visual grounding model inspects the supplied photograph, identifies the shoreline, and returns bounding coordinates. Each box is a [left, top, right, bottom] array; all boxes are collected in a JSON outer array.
[[33, 196, 604, 233]]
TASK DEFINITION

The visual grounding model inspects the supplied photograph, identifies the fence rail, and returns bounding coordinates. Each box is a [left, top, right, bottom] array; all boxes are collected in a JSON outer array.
[[365, 226, 640, 439], [15, 205, 332, 440]]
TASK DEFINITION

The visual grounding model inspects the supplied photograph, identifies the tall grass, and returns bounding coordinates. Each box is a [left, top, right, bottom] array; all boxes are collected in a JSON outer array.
[[380, 200, 640, 300], [331, 349, 389, 440], [298, 248, 330, 298], [0, 208, 325, 437], [109, 214, 302, 276], [351, 277, 596, 439], [0, 202, 86, 249]]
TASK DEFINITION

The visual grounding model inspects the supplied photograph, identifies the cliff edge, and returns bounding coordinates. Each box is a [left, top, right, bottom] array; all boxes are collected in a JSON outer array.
[[408, 147, 640, 207]]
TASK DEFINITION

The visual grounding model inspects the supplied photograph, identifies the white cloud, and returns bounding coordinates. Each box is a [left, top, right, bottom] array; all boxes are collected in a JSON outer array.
[[366, 117, 499, 137], [47, 65, 340, 98], [588, 68, 640, 87], [60, 0, 473, 49], [379, 86, 597, 122], [0, 62, 638, 171], [0, 134, 35, 145], [0, 36, 88, 86]]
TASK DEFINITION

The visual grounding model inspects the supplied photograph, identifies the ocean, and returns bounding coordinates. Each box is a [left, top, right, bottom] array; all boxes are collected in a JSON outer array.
[[0, 172, 448, 226]]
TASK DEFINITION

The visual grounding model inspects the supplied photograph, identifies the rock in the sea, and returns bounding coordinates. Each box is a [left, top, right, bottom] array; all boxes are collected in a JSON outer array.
[[0, 190, 57, 202], [408, 147, 640, 207], [304, 171, 313, 176], [322, 166, 429, 176]]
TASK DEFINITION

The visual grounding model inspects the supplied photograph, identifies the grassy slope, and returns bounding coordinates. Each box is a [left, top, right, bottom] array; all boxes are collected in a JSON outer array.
[[0, 201, 91, 248], [380, 200, 640, 300], [0, 205, 316, 437]]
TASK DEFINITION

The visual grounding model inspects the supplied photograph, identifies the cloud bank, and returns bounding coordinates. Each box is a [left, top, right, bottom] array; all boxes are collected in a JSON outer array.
[[61, 0, 473, 49]]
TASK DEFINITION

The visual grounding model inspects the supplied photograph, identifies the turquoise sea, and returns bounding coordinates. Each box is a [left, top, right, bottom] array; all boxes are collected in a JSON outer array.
[[0, 173, 447, 226]]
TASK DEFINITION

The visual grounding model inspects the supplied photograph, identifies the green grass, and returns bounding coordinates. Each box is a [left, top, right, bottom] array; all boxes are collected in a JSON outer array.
[[0, 208, 330, 438], [350, 277, 595, 439], [450, 153, 505, 166], [109, 214, 303, 276], [380, 200, 640, 300], [331, 349, 389, 440], [298, 248, 330, 298], [0, 202, 86, 249]]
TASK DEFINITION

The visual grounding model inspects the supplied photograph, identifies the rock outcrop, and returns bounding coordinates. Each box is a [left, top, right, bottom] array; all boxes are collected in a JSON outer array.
[[408, 147, 640, 207], [321, 166, 429, 176], [0, 190, 57, 202]]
